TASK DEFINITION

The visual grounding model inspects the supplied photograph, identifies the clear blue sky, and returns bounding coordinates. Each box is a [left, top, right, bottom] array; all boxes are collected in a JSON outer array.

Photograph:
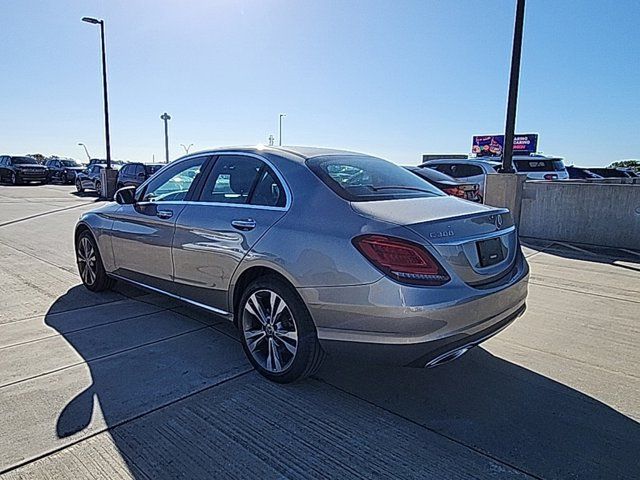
[[1, 0, 638, 166]]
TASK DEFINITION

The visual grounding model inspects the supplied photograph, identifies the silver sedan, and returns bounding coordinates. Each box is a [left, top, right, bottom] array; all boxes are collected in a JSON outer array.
[[74, 146, 528, 383]]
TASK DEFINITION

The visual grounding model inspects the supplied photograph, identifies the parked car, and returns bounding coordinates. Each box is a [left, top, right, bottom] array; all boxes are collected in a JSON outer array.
[[404, 166, 482, 202], [88, 158, 125, 167], [116, 163, 164, 189], [586, 168, 634, 178], [44, 158, 85, 184], [565, 166, 603, 179], [75, 163, 121, 193], [422, 154, 569, 196], [0, 155, 48, 184], [74, 146, 529, 383], [420, 158, 501, 197]]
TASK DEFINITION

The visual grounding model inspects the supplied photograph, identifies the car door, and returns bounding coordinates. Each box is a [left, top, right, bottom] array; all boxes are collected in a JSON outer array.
[[133, 164, 147, 186], [51, 160, 62, 181], [171, 153, 289, 312], [0, 157, 6, 181], [109, 155, 210, 290], [82, 165, 96, 189]]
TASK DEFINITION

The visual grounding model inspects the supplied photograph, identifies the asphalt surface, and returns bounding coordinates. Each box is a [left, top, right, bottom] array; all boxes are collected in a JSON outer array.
[[0, 184, 638, 479]]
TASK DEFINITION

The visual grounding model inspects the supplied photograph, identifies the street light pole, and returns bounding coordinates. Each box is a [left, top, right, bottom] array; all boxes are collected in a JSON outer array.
[[83, 16, 118, 199], [161, 112, 171, 163], [500, 0, 526, 173], [82, 17, 112, 170], [180, 143, 193, 155], [78, 143, 91, 161], [279, 114, 286, 146]]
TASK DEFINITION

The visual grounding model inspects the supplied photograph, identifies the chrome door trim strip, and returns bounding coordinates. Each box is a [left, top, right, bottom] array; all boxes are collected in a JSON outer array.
[[110, 274, 233, 320]]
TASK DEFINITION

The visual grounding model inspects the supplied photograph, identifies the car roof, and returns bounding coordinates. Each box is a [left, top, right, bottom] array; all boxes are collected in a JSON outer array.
[[183, 145, 369, 163], [422, 158, 501, 166]]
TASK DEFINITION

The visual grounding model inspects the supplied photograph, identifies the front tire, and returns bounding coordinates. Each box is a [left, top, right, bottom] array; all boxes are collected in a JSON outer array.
[[76, 231, 114, 292], [95, 180, 102, 196], [76, 179, 84, 193], [238, 275, 325, 383]]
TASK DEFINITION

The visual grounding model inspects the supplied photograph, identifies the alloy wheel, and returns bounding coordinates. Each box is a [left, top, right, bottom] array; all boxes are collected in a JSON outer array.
[[77, 237, 97, 286], [10, 173, 16, 185], [242, 289, 298, 373]]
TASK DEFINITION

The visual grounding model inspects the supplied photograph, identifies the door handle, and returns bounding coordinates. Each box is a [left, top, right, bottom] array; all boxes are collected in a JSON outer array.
[[156, 209, 173, 219], [231, 219, 256, 231]]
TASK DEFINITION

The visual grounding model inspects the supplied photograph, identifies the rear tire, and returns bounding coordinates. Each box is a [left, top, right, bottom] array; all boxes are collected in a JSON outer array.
[[76, 179, 84, 193], [95, 181, 102, 196], [10, 173, 18, 185], [76, 230, 115, 292], [238, 275, 325, 383]]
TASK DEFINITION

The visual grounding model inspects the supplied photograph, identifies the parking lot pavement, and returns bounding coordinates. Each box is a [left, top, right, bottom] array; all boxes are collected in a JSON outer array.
[[0, 185, 638, 479]]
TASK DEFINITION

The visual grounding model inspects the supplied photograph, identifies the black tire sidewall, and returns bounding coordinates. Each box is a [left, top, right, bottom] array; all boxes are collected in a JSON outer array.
[[238, 276, 322, 383], [76, 231, 112, 292]]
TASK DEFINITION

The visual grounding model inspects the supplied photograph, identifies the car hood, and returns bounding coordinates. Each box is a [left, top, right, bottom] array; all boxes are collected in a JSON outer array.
[[15, 164, 47, 169]]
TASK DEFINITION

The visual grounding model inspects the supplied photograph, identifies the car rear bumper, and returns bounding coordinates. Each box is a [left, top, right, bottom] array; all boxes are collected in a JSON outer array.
[[299, 253, 529, 367]]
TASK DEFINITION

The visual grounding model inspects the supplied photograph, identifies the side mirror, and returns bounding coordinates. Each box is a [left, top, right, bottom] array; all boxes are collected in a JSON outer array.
[[115, 186, 136, 205]]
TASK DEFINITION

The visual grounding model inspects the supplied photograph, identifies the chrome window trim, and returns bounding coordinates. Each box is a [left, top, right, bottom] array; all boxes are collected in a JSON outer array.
[[110, 273, 233, 320], [135, 151, 292, 212]]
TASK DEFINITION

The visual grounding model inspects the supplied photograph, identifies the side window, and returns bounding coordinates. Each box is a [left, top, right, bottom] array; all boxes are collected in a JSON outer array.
[[134, 164, 145, 176], [250, 168, 286, 207], [447, 163, 483, 178], [199, 155, 262, 204], [119, 165, 129, 176], [139, 156, 206, 202]]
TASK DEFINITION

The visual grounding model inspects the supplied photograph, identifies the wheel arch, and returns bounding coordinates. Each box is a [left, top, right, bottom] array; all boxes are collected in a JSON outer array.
[[229, 264, 297, 325]]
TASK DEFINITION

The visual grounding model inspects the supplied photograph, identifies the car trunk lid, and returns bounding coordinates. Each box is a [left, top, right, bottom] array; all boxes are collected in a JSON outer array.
[[351, 196, 518, 286]]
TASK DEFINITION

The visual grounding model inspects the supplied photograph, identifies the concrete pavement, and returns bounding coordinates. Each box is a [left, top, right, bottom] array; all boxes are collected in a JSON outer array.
[[0, 184, 638, 479]]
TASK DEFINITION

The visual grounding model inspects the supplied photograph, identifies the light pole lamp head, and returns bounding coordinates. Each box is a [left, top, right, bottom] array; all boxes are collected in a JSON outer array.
[[82, 17, 102, 24], [161, 112, 171, 121]]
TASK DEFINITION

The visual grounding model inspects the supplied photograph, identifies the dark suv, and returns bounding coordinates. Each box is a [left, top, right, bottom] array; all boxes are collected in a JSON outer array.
[[75, 164, 121, 194], [0, 155, 48, 184], [44, 158, 85, 184], [116, 163, 164, 189]]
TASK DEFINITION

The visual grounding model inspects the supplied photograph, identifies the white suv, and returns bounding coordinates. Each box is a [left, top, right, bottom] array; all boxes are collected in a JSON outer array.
[[421, 155, 569, 197]]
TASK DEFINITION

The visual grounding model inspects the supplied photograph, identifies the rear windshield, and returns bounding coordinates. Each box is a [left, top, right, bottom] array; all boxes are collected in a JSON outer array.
[[514, 159, 565, 172], [11, 156, 38, 165], [307, 155, 445, 202], [60, 160, 81, 167], [145, 165, 163, 175], [408, 166, 456, 182]]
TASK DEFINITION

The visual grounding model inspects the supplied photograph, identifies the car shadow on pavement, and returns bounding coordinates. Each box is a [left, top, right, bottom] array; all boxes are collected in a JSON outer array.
[[318, 350, 640, 479], [43, 286, 639, 479]]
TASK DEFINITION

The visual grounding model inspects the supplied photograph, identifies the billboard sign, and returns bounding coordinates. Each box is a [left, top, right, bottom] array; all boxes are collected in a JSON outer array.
[[472, 134, 538, 157]]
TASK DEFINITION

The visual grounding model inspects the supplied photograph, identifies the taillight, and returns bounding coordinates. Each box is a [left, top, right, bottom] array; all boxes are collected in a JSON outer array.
[[442, 186, 466, 198], [353, 235, 450, 286], [544, 174, 558, 180]]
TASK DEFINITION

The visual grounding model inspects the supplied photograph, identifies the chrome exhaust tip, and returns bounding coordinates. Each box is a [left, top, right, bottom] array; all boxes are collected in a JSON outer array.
[[425, 346, 470, 368]]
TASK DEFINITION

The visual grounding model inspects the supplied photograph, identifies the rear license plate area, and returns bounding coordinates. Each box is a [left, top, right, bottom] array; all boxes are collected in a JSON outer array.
[[477, 238, 505, 267]]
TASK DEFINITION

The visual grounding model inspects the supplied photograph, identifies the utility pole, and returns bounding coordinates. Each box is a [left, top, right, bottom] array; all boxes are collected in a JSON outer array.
[[161, 112, 171, 163], [278, 113, 286, 146], [500, 0, 526, 173]]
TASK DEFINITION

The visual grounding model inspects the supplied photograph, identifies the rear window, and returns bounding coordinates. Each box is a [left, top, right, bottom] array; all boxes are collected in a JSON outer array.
[[514, 159, 565, 172], [145, 165, 163, 175], [307, 155, 445, 202]]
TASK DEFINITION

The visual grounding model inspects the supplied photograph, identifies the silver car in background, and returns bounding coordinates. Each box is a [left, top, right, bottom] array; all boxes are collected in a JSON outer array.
[[74, 146, 529, 383]]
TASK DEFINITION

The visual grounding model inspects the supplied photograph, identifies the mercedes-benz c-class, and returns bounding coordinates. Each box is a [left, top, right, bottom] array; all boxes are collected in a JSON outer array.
[[74, 146, 528, 382]]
